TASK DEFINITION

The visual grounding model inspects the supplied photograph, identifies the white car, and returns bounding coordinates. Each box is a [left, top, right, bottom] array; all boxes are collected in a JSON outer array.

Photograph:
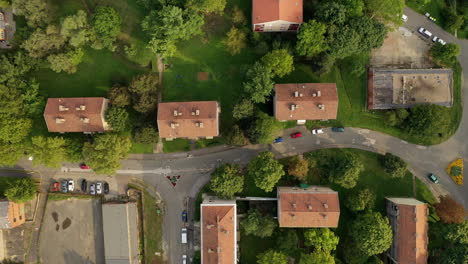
[[402, 14, 408, 22], [418, 27, 432, 38], [90, 183, 96, 195], [182, 255, 187, 264], [96, 182, 102, 195], [312, 128, 324, 135], [68, 180, 74, 192], [438, 38, 447, 45]]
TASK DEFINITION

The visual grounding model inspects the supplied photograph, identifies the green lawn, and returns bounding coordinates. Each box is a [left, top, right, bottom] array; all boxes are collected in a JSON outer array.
[[142, 190, 164, 264], [162, 138, 191, 153], [129, 143, 154, 154]]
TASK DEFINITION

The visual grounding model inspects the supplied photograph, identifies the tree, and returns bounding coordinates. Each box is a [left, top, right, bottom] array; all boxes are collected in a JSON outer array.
[[247, 151, 284, 192], [60, 10, 90, 47], [247, 111, 281, 144], [261, 49, 294, 77], [304, 228, 339, 252], [403, 104, 451, 138], [223, 27, 247, 55], [133, 126, 159, 144], [12, 0, 51, 27], [450, 166, 462, 176], [0, 116, 33, 144], [5, 178, 37, 203], [299, 251, 335, 264], [328, 151, 363, 188], [232, 6, 246, 25], [296, 20, 327, 57], [47, 48, 84, 74], [30, 136, 67, 168], [366, 0, 405, 26], [224, 125, 248, 146], [233, 98, 254, 119], [349, 212, 393, 256], [434, 195, 467, 224], [276, 229, 299, 255], [243, 62, 275, 103], [186, 0, 226, 14], [287, 155, 309, 181], [328, 25, 361, 59], [345, 188, 375, 211], [257, 250, 287, 264], [64, 135, 85, 162], [105, 107, 130, 132], [22, 27, 66, 58], [342, 0, 364, 16], [430, 43, 460, 66], [350, 16, 387, 51], [82, 134, 132, 175], [381, 153, 407, 178], [443, 221, 468, 244], [442, 8, 464, 33], [0, 143, 26, 167], [315, 1, 347, 25], [108, 85, 131, 107], [0, 52, 39, 83], [210, 164, 244, 198], [129, 73, 159, 113], [91, 6, 122, 51], [241, 209, 277, 238], [142, 6, 204, 57]]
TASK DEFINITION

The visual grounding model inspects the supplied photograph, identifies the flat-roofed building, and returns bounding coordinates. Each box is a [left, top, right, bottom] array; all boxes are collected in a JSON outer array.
[[0, 201, 25, 229], [252, 0, 303, 32]]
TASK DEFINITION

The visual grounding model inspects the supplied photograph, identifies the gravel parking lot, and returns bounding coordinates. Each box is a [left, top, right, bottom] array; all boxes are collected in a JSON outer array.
[[39, 198, 104, 264]]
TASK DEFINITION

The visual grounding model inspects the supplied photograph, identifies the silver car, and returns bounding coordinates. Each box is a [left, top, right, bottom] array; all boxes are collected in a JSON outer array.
[[90, 183, 96, 195], [96, 182, 102, 195]]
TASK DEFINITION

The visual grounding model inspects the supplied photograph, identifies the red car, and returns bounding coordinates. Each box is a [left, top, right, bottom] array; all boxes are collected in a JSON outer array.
[[80, 163, 90, 169], [290, 132, 302, 138], [50, 182, 59, 192]]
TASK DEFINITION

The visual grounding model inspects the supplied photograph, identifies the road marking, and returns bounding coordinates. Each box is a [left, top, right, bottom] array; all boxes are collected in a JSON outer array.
[[417, 146, 427, 150]]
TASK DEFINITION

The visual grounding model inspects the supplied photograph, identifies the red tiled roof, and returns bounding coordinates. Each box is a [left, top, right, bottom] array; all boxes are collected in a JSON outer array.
[[201, 204, 236, 264], [274, 83, 338, 121], [44, 97, 109, 133], [252, 0, 303, 24], [277, 186, 340, 228], [157, 101, 219, 139]]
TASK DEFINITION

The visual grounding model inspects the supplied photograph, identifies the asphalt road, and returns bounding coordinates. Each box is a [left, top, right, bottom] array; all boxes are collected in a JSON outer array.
[[4, 7, 468, 264]]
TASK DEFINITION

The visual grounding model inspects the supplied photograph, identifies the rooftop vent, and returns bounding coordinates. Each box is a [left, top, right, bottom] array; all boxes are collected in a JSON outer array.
[[196, 122, 204, 128], [317, 91, 321, 97], [290, 104, 296, 111], [322, 213, 328, 219], [55, 117, 65, 124], [323, 203, 328, 209], [299, 93, 303, 97], [76, 105, 86, 111], [170, 122, 180, 129], [80, 117, 90, 123], [317, 104, 325, 110], [58, 105, 69, 111], [292, 203, 297, 209], [294, 91, 299, 97], [173, 110, 178, 116], [307, 204, 313, 210], [290, 213, 296, 219]]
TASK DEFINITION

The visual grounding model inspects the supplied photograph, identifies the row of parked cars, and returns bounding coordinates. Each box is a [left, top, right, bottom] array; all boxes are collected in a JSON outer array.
[[417, 12, 447, 45], [274, 127, 345, 143], [51, 180, 109, 195]]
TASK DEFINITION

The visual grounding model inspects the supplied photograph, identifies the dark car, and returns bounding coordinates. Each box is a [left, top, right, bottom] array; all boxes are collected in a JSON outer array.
[[274, 137, 283, 143], [61, 180, 68, 193], [103, 182, 109, 194], [331, 127, 345, 132], [182, 210, 188, 222], [81, 179, 87, 192], [428, 173, 439, 184]]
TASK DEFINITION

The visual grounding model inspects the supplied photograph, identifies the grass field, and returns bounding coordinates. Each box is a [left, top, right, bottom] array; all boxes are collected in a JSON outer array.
[[162, 138, 191, 153], [129, 143, 154, 154], [142, 190, 164, 264]]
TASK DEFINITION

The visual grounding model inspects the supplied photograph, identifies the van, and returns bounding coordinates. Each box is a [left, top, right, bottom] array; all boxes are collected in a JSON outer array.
[[181, 228, 187, 244], [418, 27, 432, 38]]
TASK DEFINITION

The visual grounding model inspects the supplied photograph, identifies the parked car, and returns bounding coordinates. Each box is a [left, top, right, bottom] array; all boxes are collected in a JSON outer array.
[[402, 14, 408, 22], [427, 173, 439, 184], [61, 180, 68, 193], [68, 180, 74, 192], [312, 128, 324, 135], [182, 210, 188, 222], [50, 182, 59, 192], [331, 127, 345, 132], [290, 132, 302, 138], [438, 38, 447, 45], [81, 179, 87, 192], [274, 137, 283, 143], [432, 36, 439, 42], [103, 182, 109, 194], [90, 183, 96, 195], [96, 182, 102, 195], [79, 163, 89, 169], [181, 228, 187, 244], [418, 27, 432, 38], [182, 255, 187, 264], [425, 13, 436, 22]]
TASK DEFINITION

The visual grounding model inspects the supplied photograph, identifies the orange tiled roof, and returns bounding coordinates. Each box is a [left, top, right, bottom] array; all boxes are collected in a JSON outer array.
[[44, 97, 109, 133], [252, 0, 303, 24], [274, 83, 338, 121], [277, 186, 340, 228], [201, 204, 236, 264], [157, 101, 219, 139]]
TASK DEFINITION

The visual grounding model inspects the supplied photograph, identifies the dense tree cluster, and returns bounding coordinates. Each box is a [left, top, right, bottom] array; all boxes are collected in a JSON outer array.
[[5, 177, 37, 203], [435, 195, 467, 224], [381, 153, 408, 178], [345, 188, 375, 212], [241, 209, 277, 238], [349, 212, 393, 256], [209, 164, 244, 199], [247, 151, 284, 192]]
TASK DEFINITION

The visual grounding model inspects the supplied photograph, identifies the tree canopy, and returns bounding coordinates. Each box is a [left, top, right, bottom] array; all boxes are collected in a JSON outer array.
[[349, 212, 393, 256], [210, 164, 244, 199], [435, 195, 467, 224], [47, 48, 84, 74], [296, 20, 327, 57], [299, 251, 335, 264], [247, 151, 284, 192], [12, 0, 51, 27], [248, 111, 281, 144], [381, 153, 407, 178], [327, 151, 364, 188], [304, 228, 339, 252], [133, 126, 159, 144], [261, 49, 294, 78], [430, 43, 460, 66], [91, 6, 122, 51], [223, 27, 247, 55], [30, 136, 67, 168], [241, 209, 277, 238], [186, 0, 227, 14], [257, 250, 288, 264], [365, 0, 405, 26], [276, 229, 299, 255], [243, 62, 275, 104], [403, 104, 451, 138], [287, 155, 309, 181], [105, 107, 130, 132], [108, 85, 131, 107], [129, 73, 159, 113], [5, 177, 37, 203], [345, 188, 375, 211]]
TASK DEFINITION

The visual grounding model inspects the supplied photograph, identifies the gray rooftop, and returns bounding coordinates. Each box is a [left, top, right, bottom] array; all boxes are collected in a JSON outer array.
[[102, 203, 139, 264], [0, 200, 10, 229]]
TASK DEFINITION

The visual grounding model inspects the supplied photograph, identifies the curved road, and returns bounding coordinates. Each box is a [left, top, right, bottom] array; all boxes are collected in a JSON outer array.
[[5, 7, 467, 264]]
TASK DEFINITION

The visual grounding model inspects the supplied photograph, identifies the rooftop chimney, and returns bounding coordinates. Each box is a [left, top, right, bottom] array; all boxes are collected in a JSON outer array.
[[318, 104, 325, 110], [75, 105, 86, 111], [173, 110, 178, 116], [317, 91, 321, 97], [307, 204, 313, 210], [80, 117, 90, 123], [294, 91, 299, 97], [292, 203, 297, 209], [323, 203, 328, 209], [196, 122, 204, 128], [290, 104, 296, 111], [58, 105, 69, 111], [299, 93, 303, 97], [55, 117, 65, 124], [196, 109, 200, 115], [170, 122, 179, 129]]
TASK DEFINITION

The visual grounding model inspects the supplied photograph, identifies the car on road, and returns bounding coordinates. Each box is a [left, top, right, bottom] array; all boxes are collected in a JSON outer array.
[[312, 128, 324, 135], [425, 13, 436, 22], [61, 180, 68, 193], [402, 14, 408, 22], [290, 132, 302, 138], [418, 27, 432, 38], [427, 173, 439, 184], [103, 182, 109, 194], [332, 127, 345, 132], [274, 137, 283, 143], [50, 182, 59, 192], [90, 183, 96, 195], [68, 180, 74, 192], [438, 38, 446, 45], [79, 163, 89, 169], [432, 36, 439, 42], [181, 228, 187, 244], [182, 255, 187, 264], [81, 179, 87, 192], [182, 210, 187, 222], [96, 182, 102, 195]]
